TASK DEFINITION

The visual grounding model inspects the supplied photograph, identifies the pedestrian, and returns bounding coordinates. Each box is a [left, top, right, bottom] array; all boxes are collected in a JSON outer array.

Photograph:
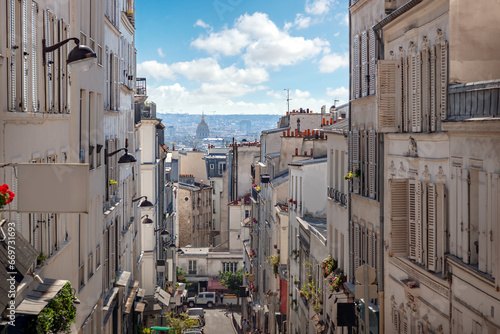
[[242, 318, 251, 333], [220, 292, 224, 304]]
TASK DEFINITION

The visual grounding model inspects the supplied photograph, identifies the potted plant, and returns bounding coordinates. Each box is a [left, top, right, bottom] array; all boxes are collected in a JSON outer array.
[[320, 256, 337, 278], [0, 184, 15, 210], [109, 179, 118, 186], [266, 254, 280, 278], [37, 252, 47, 266]]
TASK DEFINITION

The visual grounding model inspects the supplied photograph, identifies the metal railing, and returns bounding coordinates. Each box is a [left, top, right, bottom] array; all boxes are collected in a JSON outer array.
[[327, 187, 347, 207], [447, 79, 500, 120]]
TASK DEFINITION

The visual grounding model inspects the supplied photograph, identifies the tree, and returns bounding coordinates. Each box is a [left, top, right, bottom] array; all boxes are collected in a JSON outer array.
[[160, 312, 199, 333], [218, 268, 244, 306]]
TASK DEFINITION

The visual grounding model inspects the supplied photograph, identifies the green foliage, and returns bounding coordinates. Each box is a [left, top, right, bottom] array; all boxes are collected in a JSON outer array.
[[137, 325, 151, 334], [26, 282, 77, 334], [218, 268, 244, 295], [266, 254, 280, 278], [161, 312, 199, 333]]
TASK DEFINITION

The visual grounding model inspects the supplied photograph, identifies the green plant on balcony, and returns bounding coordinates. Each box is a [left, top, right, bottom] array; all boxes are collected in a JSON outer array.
[[327, 272, 346, 293], [37, 252, 47, 266], [300, 277, 323, 314], [320, 256, 337, 278], [344, 168, 360, 180], [109, 179, 118, 186], [266, 254, 280, 278]]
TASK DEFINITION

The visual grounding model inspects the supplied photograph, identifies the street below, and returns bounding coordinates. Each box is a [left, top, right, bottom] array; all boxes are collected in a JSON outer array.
[[203, 307, 238, 334]]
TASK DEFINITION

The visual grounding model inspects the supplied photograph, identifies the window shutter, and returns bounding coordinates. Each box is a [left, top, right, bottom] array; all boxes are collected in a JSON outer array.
[[478, 171, 487, 272], [417, 322, 424, 334], [348, 131, 353, 185], [368, 130, 376, 198], [352, 129, 360, 194], [353, 34, 360, 99], [110, 223, 115, 283], [435, 182, 446, 273], [54, 17, 60, 113], [409, 180, 417, 260], [410, 53, 422, 132], [439, 41, 448, 120], [460, 168, 470, 263], [370, 232, 376, 268], [22, 0, 29, 112], [369, 29, 376, 95], [354, 223, 360, 271], [377, 60, 399, 132], [427, 183, 437, 271], [430, 45, 437, 132], [361, 30, 368, 97], [421, 49, 430, 132], [349, 221, 354, 280], [363, 130, 369, 196], [390, 179, 408, 256], [103, 229, 109, 289], [45, 10, 54, 112], [450, 166, 458, 256], [402, 56, 409, 133], [8, 0, 17, 111], [392, 308, 400, 332], [402, 317, 409, 334], [31, 1, 38, 112]]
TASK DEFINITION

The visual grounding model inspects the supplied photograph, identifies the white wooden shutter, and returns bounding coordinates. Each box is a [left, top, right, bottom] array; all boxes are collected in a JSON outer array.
[[22, 0, 29, 111], [361, 30, 368, 97], [54, 17, 60, 113], [421, 49, 430, 132], [416, 181, 422, 263], [363, 130, 368, 196], [427, 183, 437, 271], [369, 29, 376, 95], [370, 232, 376, 268], [349, 221, 354, 280], [402, 317, 409, 334], [435, 182, 446, 273], [353, 34, 360, 99], [354, 223, 360, 271], [410, 53, 422, 132], [377, 60, 399, 132], [105, 48, 110, 108], [390, 179, 408, 256], [110, 223, 115, 282], [45, 10, 54, 112], [430, 45, 436, 132], [369, 130, 376, 198], [104, 228, 109, 289], [402, 56, 409, 132], [491, 174, 499, 278], [417, 322, 424, 334], [478, 171, 487, 272], [352, 129, 360, 194], [31, 1, 39, 112], [450, 166, 458, 255], [348, 131, 353, 175], [439, 41, 448, 120], [461, 168, 470, 263], [409, 180, 417, 260], [392, 308, 400, 332], [8, 0, 18, 111]]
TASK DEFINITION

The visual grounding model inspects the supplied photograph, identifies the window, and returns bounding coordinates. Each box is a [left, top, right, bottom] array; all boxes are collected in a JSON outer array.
[[389, 179, 446, 272], [222, 262, 238, 273], [79, 262, 85, 290], [349, 129, 377, 199], [88, 253, 93, 279], [210, 164, 215, 170], [245, 210, 250, 218], [96, 245, 101, 270], [188, 260, 197, 275], [219, 162, 226, 174]]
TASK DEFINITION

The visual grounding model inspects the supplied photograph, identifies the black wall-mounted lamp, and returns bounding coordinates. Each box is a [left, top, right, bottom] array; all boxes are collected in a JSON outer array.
[[141, 215, 153, 224], [133, 196, 154, 208], [43, 37, 97, 71], [108, 148, 137, 166]]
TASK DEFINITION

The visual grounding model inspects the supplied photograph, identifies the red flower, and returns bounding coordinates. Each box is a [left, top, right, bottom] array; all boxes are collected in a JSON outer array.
[[0, 185, 7, 194]]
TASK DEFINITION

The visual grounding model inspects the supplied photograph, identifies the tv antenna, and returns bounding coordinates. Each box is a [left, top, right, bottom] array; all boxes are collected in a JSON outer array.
[[284, 89, 292, 113]]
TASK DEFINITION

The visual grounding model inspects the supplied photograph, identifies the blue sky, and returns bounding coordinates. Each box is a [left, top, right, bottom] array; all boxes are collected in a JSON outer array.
[[135, 0, 349, 115]]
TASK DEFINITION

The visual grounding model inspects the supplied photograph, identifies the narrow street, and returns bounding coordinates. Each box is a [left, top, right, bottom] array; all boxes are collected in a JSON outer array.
[[203, 307, 239, 334]]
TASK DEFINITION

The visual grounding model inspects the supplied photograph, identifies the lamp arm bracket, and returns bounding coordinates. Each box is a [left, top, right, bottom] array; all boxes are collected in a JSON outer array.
[[107, 148, 126, 157], [42, 37, 80, 65]]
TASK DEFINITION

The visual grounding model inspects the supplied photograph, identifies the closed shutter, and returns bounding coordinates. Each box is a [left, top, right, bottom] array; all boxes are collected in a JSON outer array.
[[390, 179, 408, 256], [421, 49, 430, 131], [430, 45, 437, 132], [377, 60, 399, 132], [402, 317, 409, 334], [478, 171, 487, 272], [370, 232, 376, 268], [392, 308, 400, 332], [361, 30, 368, 97], [31, 1, 38, 112], [369, 29, 376, 95], [352, 129, 360, 194], [450, 166, 458, 255], [60, 20, 68, 113], [402, 56, 409, 132], [409, 180, 417, 260], [349, 221, 354, 281], [22, 0, 29, 111], [354, 223, 360, 271], [115, 54, 119, 109], [45, 10, 54, 112], [348, 131, 353, 190], [8, 0, 17, 111], [103, 229, 109, 289], [490, 174, 499, 277], [410, 53, 422, 132], [435, 182, 446, 273], [439, 41, 448, 120], [105, 48, 109, 108], [363, 130, 368, 196], [461, 168, 470, 263], [417, 322, 424, 334], [54, 18, 60, 113], [353, 35, 360, 99], [110, 223, 115, 284], [369, 130, 376, 198], [427, 183, 437, 271]]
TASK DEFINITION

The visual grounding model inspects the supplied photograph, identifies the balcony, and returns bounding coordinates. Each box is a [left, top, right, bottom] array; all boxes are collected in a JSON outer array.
[[447, 79, 500, 120], [327, 187, 347, 207], [251, 187, 259, 203]]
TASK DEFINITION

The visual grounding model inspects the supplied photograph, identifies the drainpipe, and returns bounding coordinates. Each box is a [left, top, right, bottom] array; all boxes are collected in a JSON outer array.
[[378, 133, 385, 334]]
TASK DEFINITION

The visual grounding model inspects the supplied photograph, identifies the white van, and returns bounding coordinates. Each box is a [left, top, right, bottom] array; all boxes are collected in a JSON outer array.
[[187, 292, 216, 308]]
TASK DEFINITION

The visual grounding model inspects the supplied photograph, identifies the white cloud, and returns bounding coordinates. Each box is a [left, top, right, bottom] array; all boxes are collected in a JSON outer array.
[[326, 86, 349, 104], [305, 0, 337, 15], [334, 32, 340, 37], [157, 48, 165, 57], [294, 14, 311, 29], [294, 89, 311, 99], [191, 12, 329, 67], [335, 12, 349, 26], [319, 52, 349, 73], [194, 19, 211, 29], [137, 60, 175, 80], [266, 90, 284, 99]]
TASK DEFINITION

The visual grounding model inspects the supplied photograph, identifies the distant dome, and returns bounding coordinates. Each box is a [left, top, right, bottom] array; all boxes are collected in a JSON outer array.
[[196, 113, 210, 138]]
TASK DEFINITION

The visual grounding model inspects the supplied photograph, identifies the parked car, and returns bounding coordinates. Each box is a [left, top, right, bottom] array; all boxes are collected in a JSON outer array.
[[187, 308, 206, 325], [187, 292, 216, 308]]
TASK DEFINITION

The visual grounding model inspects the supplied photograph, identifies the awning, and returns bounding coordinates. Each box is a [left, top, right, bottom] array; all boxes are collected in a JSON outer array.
[[135, 302, 146, 313], [124, 280, 140, 314], [115, 271, 131, 287], [207, 278, 229, 292], [16, 279, 69, 315], [154, 286, 170, 307]]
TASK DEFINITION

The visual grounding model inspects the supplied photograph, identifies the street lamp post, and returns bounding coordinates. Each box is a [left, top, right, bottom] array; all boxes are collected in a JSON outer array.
[[43, 37, 97, 71]]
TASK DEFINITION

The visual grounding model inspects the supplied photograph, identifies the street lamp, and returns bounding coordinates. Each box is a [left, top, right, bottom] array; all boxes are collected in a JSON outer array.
[[43, 37, 97, 72], [132, 196, 154, 208], [141, 215, 153, 224], [107, 148, 137, 169]]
